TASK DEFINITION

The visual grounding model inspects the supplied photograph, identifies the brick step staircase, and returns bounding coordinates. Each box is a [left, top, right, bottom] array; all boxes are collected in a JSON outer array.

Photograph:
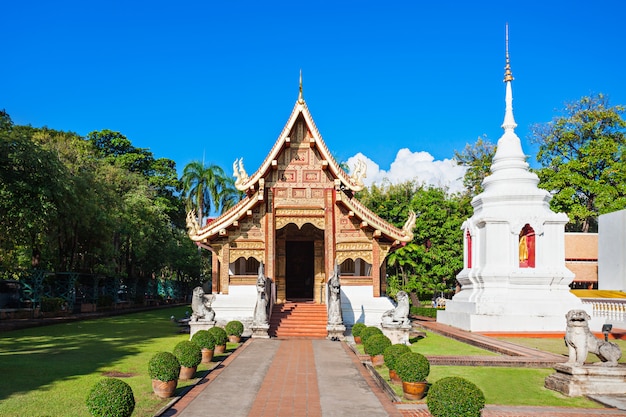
[[269, 301, 328, 339]]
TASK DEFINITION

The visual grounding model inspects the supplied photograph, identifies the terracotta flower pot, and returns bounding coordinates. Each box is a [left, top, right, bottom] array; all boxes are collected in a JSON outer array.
[[201, 348, 214, 364], [402, 381, 428, 401], [152, 379, 177, 398], [389, 369, 402, 385], [214, 344, 226, 354], [179, 365, 197, 380], [370, 354, 385, 367], [354, 336, 362, 344], [228, 335, 241, 343]]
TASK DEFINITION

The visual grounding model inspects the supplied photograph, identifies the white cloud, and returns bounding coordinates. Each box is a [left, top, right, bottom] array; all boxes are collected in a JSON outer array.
[[346, 149, 467, 194]]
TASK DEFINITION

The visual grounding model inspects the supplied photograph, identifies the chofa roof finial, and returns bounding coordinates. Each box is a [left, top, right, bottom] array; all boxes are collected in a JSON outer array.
[[298, 70, 304, 104]]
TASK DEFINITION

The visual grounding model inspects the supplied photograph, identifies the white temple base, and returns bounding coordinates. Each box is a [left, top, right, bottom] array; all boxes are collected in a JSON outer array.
[[381, 323, 411, 345], [327, 324, 346, 340], [250, 324, 270, 338], [189, 320, 216, 339], [545, 363, 626, 396], [438, 286, 604, 333], [340, 286, 395, 327]]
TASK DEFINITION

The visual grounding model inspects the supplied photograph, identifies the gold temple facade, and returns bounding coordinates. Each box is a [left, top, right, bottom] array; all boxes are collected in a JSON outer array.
[[187, 92, 415, 304]]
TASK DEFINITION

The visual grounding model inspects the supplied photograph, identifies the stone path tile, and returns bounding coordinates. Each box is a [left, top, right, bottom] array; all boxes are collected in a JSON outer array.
[[249, 339, 322, 417]]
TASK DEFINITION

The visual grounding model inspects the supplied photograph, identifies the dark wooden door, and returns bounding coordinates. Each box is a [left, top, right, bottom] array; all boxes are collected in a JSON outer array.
[[285, 241, 314, 300]]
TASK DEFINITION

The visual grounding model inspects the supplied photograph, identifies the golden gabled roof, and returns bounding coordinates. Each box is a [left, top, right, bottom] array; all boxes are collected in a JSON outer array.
[[234, 97, 364, 193], [188, 92, 416, 244]]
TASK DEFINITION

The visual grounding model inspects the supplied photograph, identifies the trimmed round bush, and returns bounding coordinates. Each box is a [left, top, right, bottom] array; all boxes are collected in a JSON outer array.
[[86, 378, 135, 417], [360, 326, 383, 343], [191, 330, 216, 350], [173, 340, 202, 368], [363, 334, 392, 356], [383, 344, 411, 370], [395, 352, 430, 383], [427, 376, 485, 417], [148, 351, 180, 382], [208, 326, 228, 346], [225, 320, 244, 337], [351, 322, 367, 338]]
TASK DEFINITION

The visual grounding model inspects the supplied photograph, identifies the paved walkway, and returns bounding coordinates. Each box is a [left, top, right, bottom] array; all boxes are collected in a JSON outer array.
[[157, 337, 626, 417]]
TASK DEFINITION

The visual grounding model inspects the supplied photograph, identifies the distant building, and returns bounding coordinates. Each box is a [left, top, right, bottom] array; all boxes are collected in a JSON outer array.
[[565, 233, 598, 289], [598, 209, 626, 291]]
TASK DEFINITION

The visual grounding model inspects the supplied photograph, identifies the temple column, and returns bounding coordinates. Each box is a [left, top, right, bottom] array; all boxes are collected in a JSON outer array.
[[372, 241, 381, 297], [324, 189, 336, 287], [221, 244, 230, 295]]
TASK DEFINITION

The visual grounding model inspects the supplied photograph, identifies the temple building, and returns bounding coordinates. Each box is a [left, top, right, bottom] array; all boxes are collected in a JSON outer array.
[[186, 80, 416, 329]]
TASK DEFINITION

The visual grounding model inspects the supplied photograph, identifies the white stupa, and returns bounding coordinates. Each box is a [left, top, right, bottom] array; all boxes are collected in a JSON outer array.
[[437, 26, 592, 332]]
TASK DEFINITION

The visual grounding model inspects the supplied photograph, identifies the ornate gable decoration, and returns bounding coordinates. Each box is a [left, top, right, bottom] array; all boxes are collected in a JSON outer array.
[[232, 98, 365, 193]]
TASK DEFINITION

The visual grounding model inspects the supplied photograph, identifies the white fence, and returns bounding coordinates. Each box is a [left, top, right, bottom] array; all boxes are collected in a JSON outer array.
[[581, 298, 626, 328]]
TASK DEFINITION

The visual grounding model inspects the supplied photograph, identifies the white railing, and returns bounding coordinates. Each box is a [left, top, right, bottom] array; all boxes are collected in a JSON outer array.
[[581, 298, 626, 326]]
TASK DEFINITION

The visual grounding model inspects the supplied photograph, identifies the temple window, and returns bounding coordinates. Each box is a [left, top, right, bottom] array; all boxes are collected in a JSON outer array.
[[340, 258, 355, 275], [340, 258, 372, 276], [518, 224, 536, 268], [232, 257, 260, 275]]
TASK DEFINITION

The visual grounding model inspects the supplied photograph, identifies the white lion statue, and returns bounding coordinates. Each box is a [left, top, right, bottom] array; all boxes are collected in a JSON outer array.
[[564, 309, 621, 367], [191, 286, 216, 322], [381, 291, 410, 326]]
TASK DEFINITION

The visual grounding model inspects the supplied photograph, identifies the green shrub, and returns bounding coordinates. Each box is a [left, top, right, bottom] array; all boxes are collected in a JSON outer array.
[[41, 297, 65, 312], [225, 320, 244, 337], [351, 322, 367, 337], [427, 376, 485, 417], [208, 326, 228, 346], [360, 326, 383, 343], [395, 352, 430, 382], [148, 351, 180, 382], [383, 344, 411, 370], [363, 334, 392, 356], [86, 378, 135, 417], [410, 307, 441, 318], [173, 340, 202, 368], [191, 330, 216, 350]]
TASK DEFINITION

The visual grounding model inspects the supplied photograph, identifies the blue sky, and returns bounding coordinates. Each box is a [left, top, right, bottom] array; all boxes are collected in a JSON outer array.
[[3, 1, 625, 191]]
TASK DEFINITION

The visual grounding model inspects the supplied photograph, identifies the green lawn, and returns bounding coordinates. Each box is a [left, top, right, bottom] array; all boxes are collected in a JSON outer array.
[[497, 336, 626, 364], [0, 311, 616, 416], [358, 331, 606, 408], [0, 306, 238, 417]]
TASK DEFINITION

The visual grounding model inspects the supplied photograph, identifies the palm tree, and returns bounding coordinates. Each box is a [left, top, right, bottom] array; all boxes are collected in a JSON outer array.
[[181, 161, 241, 224]]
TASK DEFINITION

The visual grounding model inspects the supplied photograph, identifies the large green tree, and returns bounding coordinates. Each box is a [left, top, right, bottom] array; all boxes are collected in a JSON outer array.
[[453, 135, 496, 196], [530, 93, 626, 232], [358, 181, 470, 300], [181, 161, 240, 223]]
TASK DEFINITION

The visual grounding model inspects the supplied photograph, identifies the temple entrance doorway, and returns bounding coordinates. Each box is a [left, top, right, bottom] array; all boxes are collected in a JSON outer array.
[[285, 241, 314, 300], [276, 223, 325, 303]]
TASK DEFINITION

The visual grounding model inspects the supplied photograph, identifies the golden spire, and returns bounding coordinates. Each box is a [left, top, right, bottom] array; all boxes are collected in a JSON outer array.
[[504, 23, 514, 82], [298, 70, 304, 104]]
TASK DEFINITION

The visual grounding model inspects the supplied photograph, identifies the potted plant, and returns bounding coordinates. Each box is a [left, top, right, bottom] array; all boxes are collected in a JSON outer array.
[[208, 326, 228, 354], [191, 330, 217, 364], [173, 340, 202, 380], [351, 322, 367, 344], [360, 326, 383, 344], [395, 352, 430, 400], [148, 351, 180, 398], [225, 320, 244, 343], [383, 344, 411, 384], [363, 334, 392, 366], [86, 377, 135, 417], [427, 377, 485, 417]]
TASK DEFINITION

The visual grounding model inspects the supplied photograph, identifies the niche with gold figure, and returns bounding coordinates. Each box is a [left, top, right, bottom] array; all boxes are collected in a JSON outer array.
[[518, 224, 535, 268]]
